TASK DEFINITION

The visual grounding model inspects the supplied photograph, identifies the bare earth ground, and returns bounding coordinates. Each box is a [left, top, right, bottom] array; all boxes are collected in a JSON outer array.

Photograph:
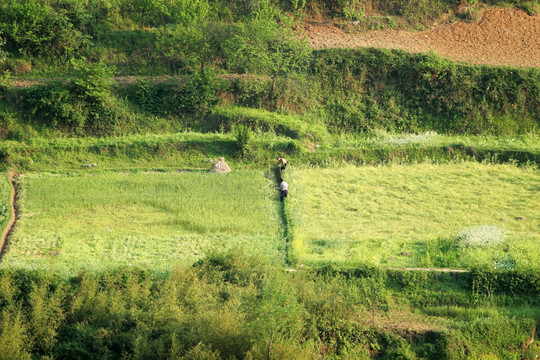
[[303, 7, 540, 68], [0, 173, 16, 256]]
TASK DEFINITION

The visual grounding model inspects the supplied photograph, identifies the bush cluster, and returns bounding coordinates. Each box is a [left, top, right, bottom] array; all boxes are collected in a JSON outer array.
[[15, 60, 130, 136], [311, 48, 540, 135], [0, 252, 538, 359]]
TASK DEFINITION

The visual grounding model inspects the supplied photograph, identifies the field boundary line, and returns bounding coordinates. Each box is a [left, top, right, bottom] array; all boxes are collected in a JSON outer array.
[[0, 172, 17, 259], [270, 166, 294, 266]]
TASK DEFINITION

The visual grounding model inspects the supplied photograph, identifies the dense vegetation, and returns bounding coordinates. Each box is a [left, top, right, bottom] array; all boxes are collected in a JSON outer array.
[[0, 0, 539, 359], [0, 0, 538, 145], [1, 253, 540, 360]]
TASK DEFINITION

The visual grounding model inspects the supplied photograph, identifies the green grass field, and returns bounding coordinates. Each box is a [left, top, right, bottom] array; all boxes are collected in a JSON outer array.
[[287, 162, 540, 270], [1, 170, 282, 274]]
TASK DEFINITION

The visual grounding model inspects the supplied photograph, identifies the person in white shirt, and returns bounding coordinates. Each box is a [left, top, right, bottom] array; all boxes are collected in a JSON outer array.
[[278, 178, 288, 202]]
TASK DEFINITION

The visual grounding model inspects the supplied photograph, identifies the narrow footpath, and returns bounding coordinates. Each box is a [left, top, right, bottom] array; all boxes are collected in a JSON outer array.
[[272, 167, 293, 266], [0, 172, 17, 258]]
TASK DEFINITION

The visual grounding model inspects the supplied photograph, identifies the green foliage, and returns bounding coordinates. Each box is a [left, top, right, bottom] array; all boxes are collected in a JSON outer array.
[[234, 124, 253, 157], [131, 70, 219, 130], [68, 57, 126, 135], [0, 35, 6, 66], [176, 70, 220, 118], [16, 59, 132, 136], [0, 0, 88, 58], [0, 253, 538, 359], [124, 0, 211, 27], [154, 22, 222, 73], [222, 2, 312, 91], [20, 81, 86, 132], [311, 48, 540, 135], [70, 58, 116, 103]]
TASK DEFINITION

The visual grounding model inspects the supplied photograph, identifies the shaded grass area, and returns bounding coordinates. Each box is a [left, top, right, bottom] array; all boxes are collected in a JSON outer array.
[[1, 170, 282, 274], [287, 163, 540, 269]]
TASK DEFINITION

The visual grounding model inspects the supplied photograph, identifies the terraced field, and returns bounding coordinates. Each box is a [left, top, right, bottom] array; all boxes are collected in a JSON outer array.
[[1, 170, 283, 274], [287, 163, 540, 269]]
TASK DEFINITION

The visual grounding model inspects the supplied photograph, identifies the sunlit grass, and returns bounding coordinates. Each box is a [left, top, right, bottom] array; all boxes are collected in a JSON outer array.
[[329, 132, 540, 153], [2, 170, 282, 274], [287, 162, 539, 269]]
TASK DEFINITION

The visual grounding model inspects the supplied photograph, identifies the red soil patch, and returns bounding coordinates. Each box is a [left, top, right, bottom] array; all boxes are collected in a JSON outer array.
[[303, 7, 540, 68]]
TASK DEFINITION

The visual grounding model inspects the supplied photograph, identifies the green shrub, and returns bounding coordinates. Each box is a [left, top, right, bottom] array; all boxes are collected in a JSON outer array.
[[19, 82, 86, 132], [311, 48, 540, 135], [0, 0, 88, 58], [234, 124, 253, 156]]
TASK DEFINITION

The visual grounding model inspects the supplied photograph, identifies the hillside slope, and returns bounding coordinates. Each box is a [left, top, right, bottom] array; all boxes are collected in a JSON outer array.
[[304, 7, 540, 68]]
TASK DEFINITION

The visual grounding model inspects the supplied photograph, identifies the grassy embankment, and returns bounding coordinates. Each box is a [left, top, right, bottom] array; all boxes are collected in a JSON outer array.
[[285, 163, 540, 270], [1, 130, 538, 172], [1, 170, 282, 274], [0, 173, 10, 238]]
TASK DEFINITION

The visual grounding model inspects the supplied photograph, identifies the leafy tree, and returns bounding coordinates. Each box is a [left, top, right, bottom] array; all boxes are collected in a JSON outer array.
[[174, 69, 220, 130], [124, 0, 211, 27], [234, 124, 252, 157], [0, 34, 6, 65], [223, 0, 311, 95], [154, 22, 219, 72], [247, 271, 306, 359], [0, 0, 88, 58], [68, 58, 128, 135], [70, 57, 116, 103]]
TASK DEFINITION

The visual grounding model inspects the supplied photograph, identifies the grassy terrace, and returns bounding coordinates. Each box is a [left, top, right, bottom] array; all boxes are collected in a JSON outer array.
[[2, 170, 282, 274], [287, 163, 540, 270], [1, 132, 538, 172]]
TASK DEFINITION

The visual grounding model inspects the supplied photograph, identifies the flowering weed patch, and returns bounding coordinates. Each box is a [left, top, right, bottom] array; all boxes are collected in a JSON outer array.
[[457, 225, 506, 248]]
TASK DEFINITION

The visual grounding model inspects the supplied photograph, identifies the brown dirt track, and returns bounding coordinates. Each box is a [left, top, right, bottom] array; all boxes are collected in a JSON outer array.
[[0, 173, 16, 257], [303, 7, 540, 68]]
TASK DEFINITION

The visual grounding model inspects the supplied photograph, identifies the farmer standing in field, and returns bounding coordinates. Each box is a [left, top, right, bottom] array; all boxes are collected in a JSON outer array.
[[278, 178, 289, 202], [277, 157, 287, 172]]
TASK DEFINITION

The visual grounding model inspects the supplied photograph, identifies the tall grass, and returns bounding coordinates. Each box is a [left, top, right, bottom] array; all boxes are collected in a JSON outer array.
[[287, 163, 540, 269], [1, 170, 282, 274]]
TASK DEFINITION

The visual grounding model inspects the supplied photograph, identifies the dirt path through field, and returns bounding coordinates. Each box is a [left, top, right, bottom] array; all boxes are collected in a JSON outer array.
[[0, 172, 17, 258], [303, 7, 540, 68]]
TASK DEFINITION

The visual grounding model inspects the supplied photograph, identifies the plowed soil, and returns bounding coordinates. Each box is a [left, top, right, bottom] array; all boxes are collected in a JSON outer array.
[[303, 7, 540, 68]]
